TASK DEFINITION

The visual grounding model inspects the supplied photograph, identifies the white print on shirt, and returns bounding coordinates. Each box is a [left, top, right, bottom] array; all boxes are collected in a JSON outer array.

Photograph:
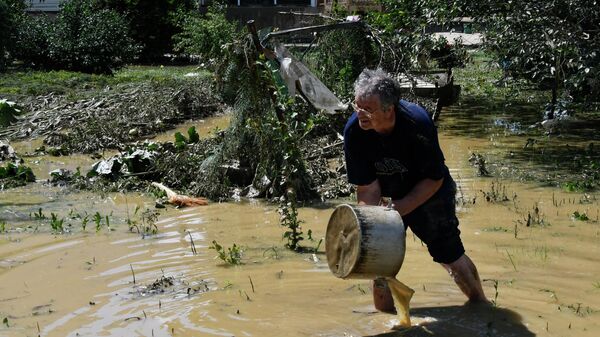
[[374, 158, 408, 177]]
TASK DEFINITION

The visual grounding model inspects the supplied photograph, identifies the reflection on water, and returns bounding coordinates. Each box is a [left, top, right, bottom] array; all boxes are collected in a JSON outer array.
[[1, 108, 599, 337], [440, 100, 600, 187]]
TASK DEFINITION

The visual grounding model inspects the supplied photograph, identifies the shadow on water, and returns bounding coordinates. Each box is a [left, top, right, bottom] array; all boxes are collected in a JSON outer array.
[[366, 304, 534, 337]]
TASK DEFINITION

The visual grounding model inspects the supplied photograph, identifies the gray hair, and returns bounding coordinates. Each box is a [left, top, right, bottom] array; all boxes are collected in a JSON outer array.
[[353, 68, 400, 109]]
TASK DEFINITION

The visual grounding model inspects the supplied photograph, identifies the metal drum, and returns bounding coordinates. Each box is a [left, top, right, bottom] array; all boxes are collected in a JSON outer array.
[[326, 204, 406, 279]]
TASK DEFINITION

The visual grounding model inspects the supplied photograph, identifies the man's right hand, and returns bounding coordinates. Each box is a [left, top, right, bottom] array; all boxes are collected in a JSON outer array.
[[356, 179, 382, 205]]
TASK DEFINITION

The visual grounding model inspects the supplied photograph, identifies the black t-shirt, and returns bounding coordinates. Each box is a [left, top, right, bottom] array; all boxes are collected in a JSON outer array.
[[343, 100, 450, 199]]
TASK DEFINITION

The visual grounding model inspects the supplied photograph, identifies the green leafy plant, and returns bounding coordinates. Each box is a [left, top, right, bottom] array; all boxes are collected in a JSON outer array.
[[210, 240, 243, 265], [50, 213, 65, 233], [0, 99, 20, 127], [187, 126, 200, 143], [571, 211, 589, 221], [564, 181, 593, 192], [81, 214, 89, 231], [126, 205, 140, 231], [174, 0, 239, 61], [174, 131, 187, 150], [565, 303, 597, 317], [278, 189, 304, 251], [31, 208, 46, 220], [140, 209, 159, 236], [93, 212, 103, 232], [173, 126, 200, 150], [0, 162, 36, 186]]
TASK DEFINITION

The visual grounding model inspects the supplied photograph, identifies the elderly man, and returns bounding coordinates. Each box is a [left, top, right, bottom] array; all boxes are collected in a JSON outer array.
[[343, 68, 487, 313]]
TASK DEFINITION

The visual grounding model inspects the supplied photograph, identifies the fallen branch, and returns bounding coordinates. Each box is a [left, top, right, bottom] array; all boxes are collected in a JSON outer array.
[[152, 182, 208, 207]]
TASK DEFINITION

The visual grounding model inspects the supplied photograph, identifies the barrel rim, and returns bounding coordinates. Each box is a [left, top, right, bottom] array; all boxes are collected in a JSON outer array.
[[326, 203, 361, 278]]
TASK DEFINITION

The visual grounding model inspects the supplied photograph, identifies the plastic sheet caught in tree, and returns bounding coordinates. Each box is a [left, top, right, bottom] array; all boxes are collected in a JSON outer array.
[[274, 44, 347, 114]]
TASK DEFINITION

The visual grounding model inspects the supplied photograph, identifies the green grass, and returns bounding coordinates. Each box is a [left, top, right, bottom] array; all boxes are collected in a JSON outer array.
[[453, 50, 550, 104], [0, 65, 211, 97]]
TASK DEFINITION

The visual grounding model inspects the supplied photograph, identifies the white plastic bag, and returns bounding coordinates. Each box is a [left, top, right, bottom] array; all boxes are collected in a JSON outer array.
[[275, 44, 348, 114]]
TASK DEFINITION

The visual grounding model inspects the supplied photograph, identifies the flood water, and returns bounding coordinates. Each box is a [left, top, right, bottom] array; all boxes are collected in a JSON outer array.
[[1, 104, 599, 337]]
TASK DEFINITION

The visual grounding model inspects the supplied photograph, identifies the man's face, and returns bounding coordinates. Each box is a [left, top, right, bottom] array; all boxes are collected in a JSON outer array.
[[353, 95, 394, 133]]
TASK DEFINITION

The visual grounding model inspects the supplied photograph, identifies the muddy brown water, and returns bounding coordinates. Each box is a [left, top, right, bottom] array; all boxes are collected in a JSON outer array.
[[1, 110, 599, 337]]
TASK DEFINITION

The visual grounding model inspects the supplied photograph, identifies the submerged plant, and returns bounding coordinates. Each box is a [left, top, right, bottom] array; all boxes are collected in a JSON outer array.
[[81, 214, 89, 231], [0, 162, 36, 187], [519, 203, 549, 227], [128, 208, 159, 236], [93, 212, 102, 232], [571, 211, 590, 221], [30, 208, 46, 220], [481, 180, 514, 203], [210, 240, 243, 265], [50, 213, 64, 233]]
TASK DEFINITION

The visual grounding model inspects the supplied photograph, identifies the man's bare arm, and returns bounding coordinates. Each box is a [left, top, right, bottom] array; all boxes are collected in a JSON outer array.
[[356, 180, 382, 205], [393, 178, 444, 216]]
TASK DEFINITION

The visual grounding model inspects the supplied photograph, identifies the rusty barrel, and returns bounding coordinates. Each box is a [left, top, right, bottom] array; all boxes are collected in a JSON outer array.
[[325, 204, 406, 279]]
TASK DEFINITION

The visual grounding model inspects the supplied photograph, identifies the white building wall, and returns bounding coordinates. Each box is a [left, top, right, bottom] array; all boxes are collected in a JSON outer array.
[[25, 0, 63, 12]]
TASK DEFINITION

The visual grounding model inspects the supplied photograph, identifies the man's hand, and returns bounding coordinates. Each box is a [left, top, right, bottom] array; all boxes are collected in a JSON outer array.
[[393, 178, 444, 216], [356, 180, 382, 206], [356, 177, 443, 216]]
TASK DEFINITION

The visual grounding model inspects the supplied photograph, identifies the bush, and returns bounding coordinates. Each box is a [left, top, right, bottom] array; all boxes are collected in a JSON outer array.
[[49, 0, 138, 73], [174, 2, 239, 62]]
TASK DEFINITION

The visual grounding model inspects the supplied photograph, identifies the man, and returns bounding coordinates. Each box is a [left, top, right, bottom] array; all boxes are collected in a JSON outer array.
[[343, 69, 487, 313]]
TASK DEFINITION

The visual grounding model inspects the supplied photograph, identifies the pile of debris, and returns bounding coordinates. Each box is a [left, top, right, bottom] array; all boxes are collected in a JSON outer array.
[[1, 78, 223, 154]]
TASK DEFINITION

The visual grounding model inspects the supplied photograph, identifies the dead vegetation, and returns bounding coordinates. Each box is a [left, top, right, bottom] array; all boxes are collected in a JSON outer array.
[[1, 78, 223, 154]]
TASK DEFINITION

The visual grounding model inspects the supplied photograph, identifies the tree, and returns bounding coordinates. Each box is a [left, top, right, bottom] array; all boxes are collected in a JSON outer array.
[[0, 0, 27, 71], [94, 0, 196, 62], [426, 0, 600, 106], [174, 1, 239, 62], [49, 0, 138, 73]]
